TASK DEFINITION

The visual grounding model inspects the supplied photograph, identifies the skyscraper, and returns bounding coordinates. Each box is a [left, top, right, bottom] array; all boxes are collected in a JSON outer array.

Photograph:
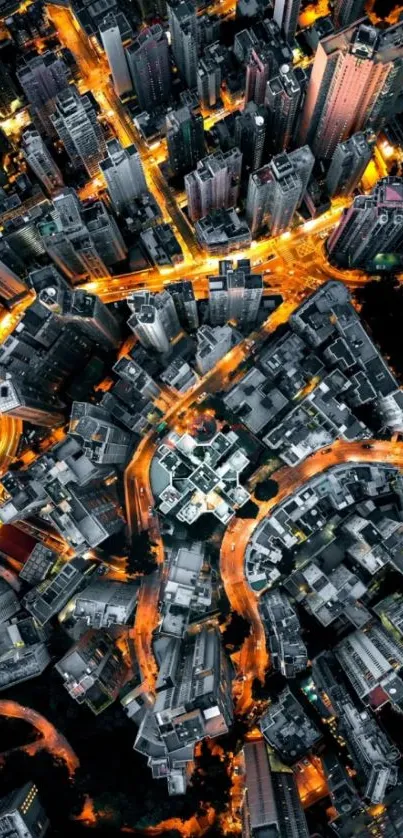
[[185, 148, 242, 222], [39, 286, 121, 349], [234, 102, 267, 173], [265, 64, 306, 154], [208, 259, 263, 328], [245, 46, 275, 106], [326, 131, 375, 197], [69, 402, 131, 465], [22, 128, 64, 194], [0, 62, 19, 118], [333, 0, 365, 29], [168, 0, 198, 89], [17, 52, 70, 133], [82, 201, 127, 265], [51, 87, 107, 177], [242, 739, 309, 838], [100, 139, 147, 213], [197, 57, 221, 108], [166, 280, 199, 330], [327, 177, 403, 270], [246, 146, 314, 235], [0, 260, 27, 308], [273, 0, 302, 43], [0, 783, 49, 838], [128, 290, 181, 353], [126, 25, 171, 111], [0, 378, 65, 427], [100, 14, 132, 97], [166, 106, 205, 176], [299, 21, 403, 159]]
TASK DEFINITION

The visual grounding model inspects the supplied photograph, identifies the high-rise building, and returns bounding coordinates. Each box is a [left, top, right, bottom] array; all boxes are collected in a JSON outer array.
[[0, 62, 19, 118], [56, 629, 127, 714], [185, 148, 242, 222], [335, 623, 403, 711], [0, 378, 65, 427], [166, 280, 199, 330], [100, 14, 132, 97], [74, 579, 139, 628], [0, 578, 19, 622], [273, 0, 302, 42], [69, 402, 132, 465], [245, 46, 275, 106], [0, 783, 49, 838], [17, 52, 70, 133], [168, 0, 198, 89], [299, 21, 403, 159], [327, 177, 403, 270], [197, 57, 221, 108], [246, 146, 314, 235], [0, 260, 27, 308], [242, 739, 310, 838], [51, 87, 107, 177], [321, 751, 361, 822], [195, 324, 234, 374], [126, 25, 171, 111], [39, 286, 121, 349], [82, 202, 127, 265], [326, 131, 375, 197], [208, 259, 263, 328], [100, 139, 147, 213], [259, 590, 308, 678], [128, 290, 181, 353], [265, 64, 306, 154], [22, 128, 64, 194], [234, 102, 266, 173], [333, 0, 365, 29], [166, 106, 205, 176]]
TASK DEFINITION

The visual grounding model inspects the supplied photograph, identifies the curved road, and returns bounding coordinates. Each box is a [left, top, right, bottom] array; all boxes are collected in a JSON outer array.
[[0, 700, 79, 776], [220, 438, 403, 713], [0, 415, 22, 475]]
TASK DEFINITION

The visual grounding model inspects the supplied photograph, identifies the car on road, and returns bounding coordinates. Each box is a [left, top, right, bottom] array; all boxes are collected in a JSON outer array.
[[231, 543, 236, 551]]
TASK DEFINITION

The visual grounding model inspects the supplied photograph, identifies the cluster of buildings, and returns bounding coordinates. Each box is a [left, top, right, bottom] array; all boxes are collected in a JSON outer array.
[[225, 281, 403, 470]]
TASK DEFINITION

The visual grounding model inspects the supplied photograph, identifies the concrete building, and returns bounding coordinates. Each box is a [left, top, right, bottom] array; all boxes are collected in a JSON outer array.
[[326, 132, 375, 197], [259, 687, 322, 761], [17, 52, 70, 133], [167, 0, 198, 89], [166, 106, 205, 176], [39, 286, 121, 349], [245, 46, 275, 106], [100, 139, 147, 213], [51, 87, 106, 177], [22, 129, 63, 194], [100, 14, 132, 97], [126, 25, 171, 111], [0, 619, 50, 691], [160, 358, 198, 392], [195, 208, 251, 255], [327, 177, 403, 270], [19, 544, 56, 586], [0, 783, 49, 838], [185, 149, 242, 222], [0, 579, 19, 623], [74, 579, 139, 627], [128, 290, 181, 353], [0, 378, 65, 427], [335, 624, 403, 711], [273, 0, 302, 42], [246, 146, 314, 235], [333, 0, 365, 29], [166, 281, 199, 331], [197, 57, 221, 108], [69, 402, 132, 465], [195, 324, 235, 375], [23, 558, 89, 625], [208, 259, 263, 328], [265, 64, 306, 154], [56, 629, 127, 714], [140, 224, 183, 268], [299, 21, 403, 159], [259, 590, 308, 678], [242, 739, 309, 838], [234, 102, 267, 173]]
